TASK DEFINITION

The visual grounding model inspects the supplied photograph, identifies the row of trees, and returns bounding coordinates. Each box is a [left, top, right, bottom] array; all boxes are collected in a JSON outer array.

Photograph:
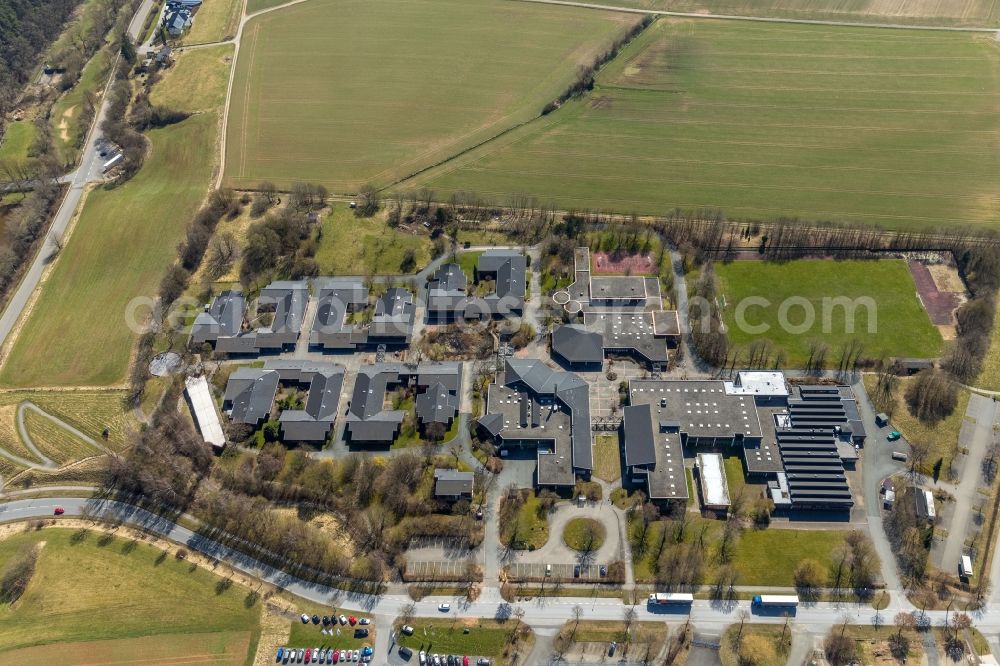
[[0, 542, 38, 603]]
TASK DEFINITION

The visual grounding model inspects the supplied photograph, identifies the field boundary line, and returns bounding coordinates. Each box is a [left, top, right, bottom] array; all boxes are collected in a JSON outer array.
[[507, 0, 1000, 32]]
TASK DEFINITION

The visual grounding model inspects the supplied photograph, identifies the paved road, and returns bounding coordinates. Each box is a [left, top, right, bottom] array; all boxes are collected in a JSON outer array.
[[0, 495, 990, 635], [940, 394, 997, 575], [0, 0, 158, 356]]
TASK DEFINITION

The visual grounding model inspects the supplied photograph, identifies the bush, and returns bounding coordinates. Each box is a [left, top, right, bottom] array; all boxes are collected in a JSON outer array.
[[0, 544, 38, 603], [904, 369, 958, 423]]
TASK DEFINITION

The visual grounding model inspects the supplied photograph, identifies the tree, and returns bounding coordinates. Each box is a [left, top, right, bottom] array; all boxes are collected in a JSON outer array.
[[570, 605, 583, 639], [400, 602, 416, 625], [0, 544, 38, 603], [894, 611, 916, 637], [356, 184, 380, 217], [824, 627, 857, 666], [905, 369, 958, 423], [400, 249, 417, 273], [794, 558, 827, 599]]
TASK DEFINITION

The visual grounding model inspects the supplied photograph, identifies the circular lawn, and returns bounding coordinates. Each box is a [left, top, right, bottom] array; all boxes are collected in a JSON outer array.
[[562, 517, 606, 552]]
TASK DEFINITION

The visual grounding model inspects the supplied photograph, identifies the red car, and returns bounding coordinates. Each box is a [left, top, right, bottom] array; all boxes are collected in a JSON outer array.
[[53, 506, 64, 515], [348, 616, 357, 626], [332, 651, 339, 664], [305, 649, 311, 662]]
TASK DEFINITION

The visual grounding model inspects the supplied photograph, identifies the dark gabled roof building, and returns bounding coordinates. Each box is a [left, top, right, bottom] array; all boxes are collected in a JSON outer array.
[[622, 403, 688, 502], [190, 290, 246, 347], [222, 361, 345, 442], [310, 280, 416, 351], [477, 358, 592, 487], [223, 368, 280, 425], [370, 287, 416, 343], [214, 280, 308, 354], [476, 250, 526, 317]]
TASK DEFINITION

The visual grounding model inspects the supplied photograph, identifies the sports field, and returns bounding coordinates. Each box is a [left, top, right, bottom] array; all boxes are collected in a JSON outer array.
[[0, 528, 260, 656], [412, 20, 1000, 231], [0, 47, 231, 388], [713, 259, 943, 367], [592, 0, 1000, 27], [224, 0, 637, 191]]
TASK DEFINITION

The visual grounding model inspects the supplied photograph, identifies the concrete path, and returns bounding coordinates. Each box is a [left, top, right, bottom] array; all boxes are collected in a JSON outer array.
[[940, 394, 997, 575], [511, 0, 1000, 32]]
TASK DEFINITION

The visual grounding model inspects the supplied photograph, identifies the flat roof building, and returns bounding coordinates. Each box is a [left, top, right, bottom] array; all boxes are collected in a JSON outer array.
[[477, 358, 592, 487], [184, 375, 226, 450], [696, 452, 730, 510], [622, 403, 687, 502], [434, 469, 474, 499]]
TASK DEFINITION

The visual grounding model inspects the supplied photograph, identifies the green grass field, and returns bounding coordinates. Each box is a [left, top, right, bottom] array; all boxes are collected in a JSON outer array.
[[0, 121, 38, 165], [224, 0, 636, 192], [150, 45, 234, 113], [50, 47, 112, 166], [0, 47, 231, 388], [589, 0, 1000, 26], [713, 259, 942, 367], [500, 491, 549, 550], [413, 20, 1000, 231], [396, 619, 523, 658], [0, 528, 260, 654], [182, 0, 243, 44], [314, 204, 432, 275], [631, 514, 850, 585], [563, 517, 607, 551]]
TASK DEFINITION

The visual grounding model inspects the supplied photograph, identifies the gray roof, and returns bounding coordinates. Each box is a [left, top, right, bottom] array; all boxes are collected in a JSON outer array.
[[589, 275, 647, 301], [622, 404, 656, 467], [190, 290, 245, 345], [416, 382, 458, 425], [583, 312, 668, 365], [278, 365, 345, 442], [479, 358, 592, 485], [223, 368, 279, 424], [434, 469, 474, 497], [370, 288, 415, 342], [345, 363, 407, 442], [552, 325, 604, 365], [428, 263, 467, 293], [476, 250, 526, 316]]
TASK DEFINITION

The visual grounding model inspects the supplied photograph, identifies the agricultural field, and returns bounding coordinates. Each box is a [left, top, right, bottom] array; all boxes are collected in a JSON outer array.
[[713, 259, 943, 367], [593, 0, 1000, 27], [224, 0, 638, 191], [0, 47, 232, 388], [0, 389, 133, 482], [413, 20, 1000, 231], [0, 528, 260, 656]]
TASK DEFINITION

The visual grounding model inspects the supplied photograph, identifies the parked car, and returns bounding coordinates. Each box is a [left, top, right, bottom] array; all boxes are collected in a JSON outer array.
[[477, 659, 490, 666], [463, 657, 469, 666], [339, 650, 347, 662], [887, 430, 902, 441], [438, 603, 451, 612], [353, 650, 360, 662], [312, 615, 321, 624], [277, 647, 285, 662], [305, 649, 312, 662], [355, 628, 369, 638], [399, 646, 413, 659], [401, 625, 414, 635], [322, 616, 331, 626], [359, 618, 371, 625], [339, 614, 348, 625], [432, 655, 441, 666], [301, 614, 311, 623], [419, 650, 427, 665], [348, 615, 357, 626], [332, 650, 339, 664], [53, 506, 64, 515]]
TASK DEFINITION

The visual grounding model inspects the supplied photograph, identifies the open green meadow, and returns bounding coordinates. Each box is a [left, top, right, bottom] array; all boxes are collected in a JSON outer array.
[[0, 48, 231, 388], [182, 0, 243, 44], [713, 260, 942, 367], [224, 0, 636, 191], [50, 47, 112, 166], [0, 121, 38, 166], [413, 20, 1000, 230], [314, 204, 432, 275], [0, 528, 260, 655], [591, 0, 1000, 27]]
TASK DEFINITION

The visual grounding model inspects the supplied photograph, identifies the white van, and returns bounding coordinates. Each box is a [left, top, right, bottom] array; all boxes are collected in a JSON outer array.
[[961, 555, 973, 579]]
